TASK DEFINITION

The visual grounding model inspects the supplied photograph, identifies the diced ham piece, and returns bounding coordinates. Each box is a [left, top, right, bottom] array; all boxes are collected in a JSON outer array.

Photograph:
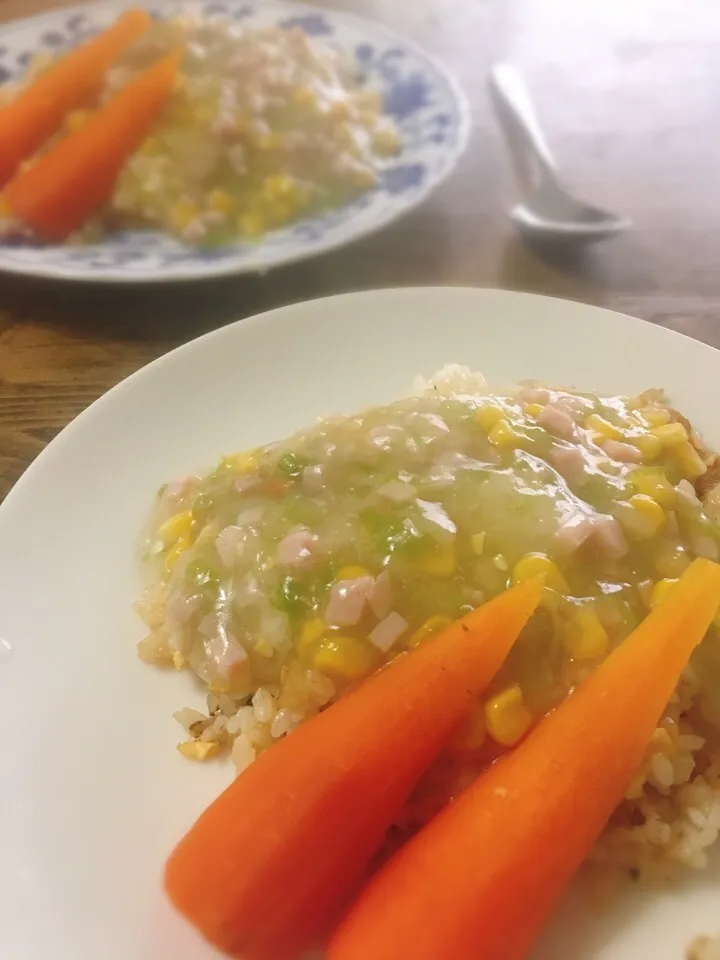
[[234, 474, 260, 494], [206, 630, 248, 676], [165, 592, 201, 651], [160, 474, 199, 510], [369, 612, 409, 652], [592, 515, 629, 560], [556, 514, 596, 553], [302, 464, 325, 494], [538, 404, 577, 439], [517, 386, 550, 405], [554, 396, 590, 422], [550, 445, 588, 486], [325, 576, 374, 627], [602, 440, 642, 463], [215, 525, 246, 568], [367, 571, 392, 620], [166, 591, 200, 628], [277, 529, 318, 567]]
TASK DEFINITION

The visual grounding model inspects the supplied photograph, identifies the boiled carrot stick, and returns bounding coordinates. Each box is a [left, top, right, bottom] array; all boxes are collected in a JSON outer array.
[[328, 557, 720, 960], [4, 50, 180, 240], [0, 9, 152, 186], [164, 577, 545, 960]]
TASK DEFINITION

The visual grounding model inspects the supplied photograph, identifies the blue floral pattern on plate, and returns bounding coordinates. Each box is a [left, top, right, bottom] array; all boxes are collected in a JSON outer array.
[[0, 0, 470, 282]]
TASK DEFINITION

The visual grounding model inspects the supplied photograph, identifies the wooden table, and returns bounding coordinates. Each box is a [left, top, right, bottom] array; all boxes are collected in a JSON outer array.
[[1, 0, 719, 500]]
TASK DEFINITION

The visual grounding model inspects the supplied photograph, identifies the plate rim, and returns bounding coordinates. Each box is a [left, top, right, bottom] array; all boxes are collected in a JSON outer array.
[[0, 0, 472, 284], [1, 287, 719, 959]]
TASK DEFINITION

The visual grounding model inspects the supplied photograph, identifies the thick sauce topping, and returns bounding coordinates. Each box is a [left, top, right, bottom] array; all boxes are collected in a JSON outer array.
[[139, 383, 720, 759]]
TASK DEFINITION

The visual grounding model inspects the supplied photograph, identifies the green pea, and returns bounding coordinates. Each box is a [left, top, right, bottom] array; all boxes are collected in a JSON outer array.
[[277, 452, 311, 479], [276, 575, 312, 617]]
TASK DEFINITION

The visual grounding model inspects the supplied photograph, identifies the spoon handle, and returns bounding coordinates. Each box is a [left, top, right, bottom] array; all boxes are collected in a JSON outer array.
[[488, 64, 559, 193]]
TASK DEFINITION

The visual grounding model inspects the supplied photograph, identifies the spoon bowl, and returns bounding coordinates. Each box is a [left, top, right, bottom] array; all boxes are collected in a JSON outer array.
[[488, 64, 630, 244]]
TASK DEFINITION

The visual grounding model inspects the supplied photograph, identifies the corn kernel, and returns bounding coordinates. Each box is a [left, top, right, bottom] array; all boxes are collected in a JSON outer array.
[[485, 685, 533, 747], [170, 199, 200, 231], [407, 615, 453, 649], [164, 536, 190, 574], [254, 131, 283, 151], [330, 99, 352, 120], [314, 635, 374, 682], [651, 578, 679, 609], [158, 510, 194, 545], [292, 86, 316, 107], [451, 703, 487, 752], [630, 468, 676, 506], [416, 541, 456, 577], [255, 639, 275, 659], [564, 606, 609, 660], [172, 651, 187, 670], [208, 188, 235, 215], [652, 422, 688, 447], [638, 406, 671, 428], [194, 103, 217, 124], [471, 532, 486, 555], [488, 418, 521, 449], [141, 135, 161, 155], [650, 727, 673, 753], [615, 494, 665, 540], [585, 414, 624, 441], [372, 122, 401, 156], [220, 451, 257, 473], [631, 433, 663, 462], [523, 402, 545, 418], [513, 552, 568, 592], [476, 402, 505, 430], [674, 440, 707, 480], [337, 565, 371, 581], [597, 458, 622, 476], [177, 740, 220, 761], [262, 174, 295, 200], [238, 211, 266, 238], [630, 493, 665, 528], [348, 165, 376, 189], [297, 618, 325, 660]]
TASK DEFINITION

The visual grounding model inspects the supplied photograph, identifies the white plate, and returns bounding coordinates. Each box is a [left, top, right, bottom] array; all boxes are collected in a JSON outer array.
[[0, 0, 469, 283], [0, 288, 718, 960]]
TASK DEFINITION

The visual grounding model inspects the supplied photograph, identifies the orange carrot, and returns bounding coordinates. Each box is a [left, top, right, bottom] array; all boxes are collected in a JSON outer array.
[[328, 557, 720, 960], [164, 578, 544, 960], [4, 49, 179, 240], [0, 9, 152, 186]]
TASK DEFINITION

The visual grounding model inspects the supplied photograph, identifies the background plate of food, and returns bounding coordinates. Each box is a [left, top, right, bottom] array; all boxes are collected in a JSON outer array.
[[0, 0, 469, 283], [0, 288, 718, 959]]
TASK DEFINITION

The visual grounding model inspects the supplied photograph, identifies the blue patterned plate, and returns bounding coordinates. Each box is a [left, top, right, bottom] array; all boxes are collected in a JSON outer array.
[[0, 0, 470, 282]]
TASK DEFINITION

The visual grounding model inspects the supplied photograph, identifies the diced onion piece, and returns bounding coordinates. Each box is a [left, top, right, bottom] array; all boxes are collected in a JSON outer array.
[[538, 404, 576, 439], [368, 611, 408, 652], [378, 480, 418, 502], [325, 576, 373, 627], [602, 439, 642, 463], [215, 525, 245, 568], [367, 571, 393, 620], [277, 528, 317, 567]]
